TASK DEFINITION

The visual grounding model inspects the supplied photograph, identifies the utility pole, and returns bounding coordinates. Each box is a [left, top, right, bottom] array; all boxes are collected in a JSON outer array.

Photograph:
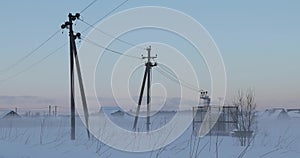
[[49, 105, 51, 116], [54, 106, 57, 117], [133, 46, 157, 132], [61, 13, 90, 140], [62, 13, 79, 140]]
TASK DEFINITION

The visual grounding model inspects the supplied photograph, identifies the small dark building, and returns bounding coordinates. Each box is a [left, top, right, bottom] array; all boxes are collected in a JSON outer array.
[[1, 111, 21, 118], [278, 109, 290, 120], [110, 110, 125, 116]]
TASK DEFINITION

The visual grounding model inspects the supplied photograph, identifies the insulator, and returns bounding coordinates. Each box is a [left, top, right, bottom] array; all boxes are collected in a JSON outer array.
[[76, 33, 81, 39], [61, 24, 66, 29], [75, 13, 80, 19]]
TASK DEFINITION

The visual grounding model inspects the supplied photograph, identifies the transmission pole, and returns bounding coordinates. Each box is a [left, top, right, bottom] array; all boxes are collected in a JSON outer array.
[[61, 13, 79, 140], [133, 46, 157, 132], [146, 46, 152, 132], [62, 13, 90, 140], [49, 105, 51, 116]]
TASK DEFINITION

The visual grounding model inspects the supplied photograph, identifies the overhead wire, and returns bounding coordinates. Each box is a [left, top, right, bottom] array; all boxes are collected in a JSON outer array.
[[0, 43, 67, 84], [77, 0, 146, 61], [0, 0, 104, 75], [79, 0, 144, 62], [81, 37, 141, 59], [80, 0, 102, 14], [0, 29, 61, 73], [158, 65, 200, 90], [155, 68, 199, 92], [79, 19, 145, 50], [161, 67, 200, 92], [0, 0, 126, 82], [0, 0, 131, 85], [78, 0, 200, 94], [81, 0, 130, 34], [154, 66, 200, 92]]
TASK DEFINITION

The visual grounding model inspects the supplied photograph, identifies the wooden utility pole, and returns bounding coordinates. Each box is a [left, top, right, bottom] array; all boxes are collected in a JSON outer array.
[[61, 13, 90, 140], [54, 106, 57, 117], [62, 13, 79, 140], [49, 105, 51, 116], [133, 46, 157, 132]]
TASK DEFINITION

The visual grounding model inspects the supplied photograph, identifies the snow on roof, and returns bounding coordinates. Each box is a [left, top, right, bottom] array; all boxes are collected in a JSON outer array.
[[287, 111, 300, 118], [277, 110, 290, 120], [261, 108, 286, 119]]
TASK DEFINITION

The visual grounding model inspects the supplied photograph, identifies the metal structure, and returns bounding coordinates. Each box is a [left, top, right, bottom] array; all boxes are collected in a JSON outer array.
[[192, 90, 238, 136], [199, 90, 211, 106], [192, 105, 238, 136], [61, 13, 90, 140], [133, 46, 157, 132]]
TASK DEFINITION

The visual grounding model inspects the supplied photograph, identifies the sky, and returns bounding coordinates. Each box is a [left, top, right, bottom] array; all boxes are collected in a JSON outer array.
[[0, 0, 299, 110]]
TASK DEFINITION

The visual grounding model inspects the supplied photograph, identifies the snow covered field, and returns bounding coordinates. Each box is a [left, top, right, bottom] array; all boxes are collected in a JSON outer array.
[[0, 108, 300, 158]]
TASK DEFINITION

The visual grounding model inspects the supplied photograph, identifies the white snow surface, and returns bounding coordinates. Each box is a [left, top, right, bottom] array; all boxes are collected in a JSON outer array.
[[0, 108, 299, 158]]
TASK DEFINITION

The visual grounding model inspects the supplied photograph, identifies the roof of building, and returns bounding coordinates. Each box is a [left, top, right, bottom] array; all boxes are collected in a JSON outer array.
[[110, 110, 125, 116], [0, 110, 21, 118]]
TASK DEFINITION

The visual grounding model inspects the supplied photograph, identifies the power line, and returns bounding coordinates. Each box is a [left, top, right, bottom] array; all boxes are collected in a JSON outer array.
[[155, 67, 180, 84], [82, 37, 141, 59], [154, 66, 200, 92], [0, 0, 129, 75], [81, 0, 130, 33], [81, 37, 141, 59], [0, 0, 130, 83], [155, 68, 199, 92], [79, 19, 145, 50], [0, 0, 106, 75], [0, 29, 61, 74], [0, 43, 67, 84], [80, 0, 102, 14], [91, 0, 129, 26], [161, 67, 200, 92], [159, 65, 200, 90], [0, 0, 105, 76]]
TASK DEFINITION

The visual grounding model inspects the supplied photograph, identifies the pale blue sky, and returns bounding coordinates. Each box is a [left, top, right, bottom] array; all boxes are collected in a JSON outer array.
[[0, 0, 299, 108]]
